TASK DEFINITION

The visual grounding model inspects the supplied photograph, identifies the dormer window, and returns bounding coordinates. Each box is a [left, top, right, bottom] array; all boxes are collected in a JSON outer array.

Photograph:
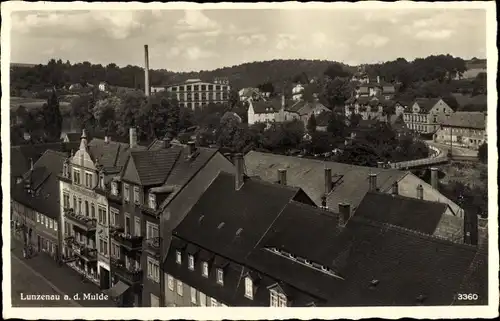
[[149, 193, 157, 210], [111, 182, 118, 196], [244, 277, 253, 300], [176, 251, 182, 265], [188, 255, 194, 271], [270, 290, 287, 307], [216, 268, 224, 285], [123, 184, 130, 202], [304, 260, 312, 266], [202, 262, 209, 278], [99, 172, 105, 189], [73, 169, 81, 185]]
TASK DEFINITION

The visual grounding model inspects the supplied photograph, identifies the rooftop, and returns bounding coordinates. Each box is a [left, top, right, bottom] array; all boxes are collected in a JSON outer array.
[[441, 112, 486, 130]]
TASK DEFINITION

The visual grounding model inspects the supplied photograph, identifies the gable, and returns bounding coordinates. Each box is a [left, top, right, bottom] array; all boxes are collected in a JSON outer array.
[[430, 99, 451, 113], [122, 156, 141, 185]]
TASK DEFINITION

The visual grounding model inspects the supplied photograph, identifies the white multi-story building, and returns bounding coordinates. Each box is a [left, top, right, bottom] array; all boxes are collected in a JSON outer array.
[[166, 78, 231, 110]]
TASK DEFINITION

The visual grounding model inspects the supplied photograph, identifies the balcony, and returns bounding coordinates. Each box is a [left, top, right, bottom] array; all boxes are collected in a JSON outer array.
[[64, 208, 97, 233], [145, 237, 161, 257], [112, 232, 143, 251], [111, 258, 143, 284], [107, 191, 123, 205], [140, 204, 159, 218], [70, 241, 98, 262]]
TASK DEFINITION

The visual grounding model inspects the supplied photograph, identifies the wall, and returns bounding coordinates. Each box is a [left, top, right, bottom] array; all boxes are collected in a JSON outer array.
[[142, 152, 235, 307], [434, 127, 486, 150]]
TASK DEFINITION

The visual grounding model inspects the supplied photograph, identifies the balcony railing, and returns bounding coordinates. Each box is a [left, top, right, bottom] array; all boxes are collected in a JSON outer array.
[[107, 191, 123, 204], [112, 232, 144, 251], [71, 241, 98, 262], [111, 258, 143, 284], [64, 208, 97, 232]]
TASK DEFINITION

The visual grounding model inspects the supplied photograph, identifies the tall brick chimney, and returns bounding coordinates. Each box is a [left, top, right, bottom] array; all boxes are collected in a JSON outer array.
[[144, 44, 150, 97], [277, 169, 287, 186], [324, 168, 333, 195], [391, 181, 399, 195], [234, 153, 245, 190], [430, 167, 438, 190], [416, 184, 424, 200]]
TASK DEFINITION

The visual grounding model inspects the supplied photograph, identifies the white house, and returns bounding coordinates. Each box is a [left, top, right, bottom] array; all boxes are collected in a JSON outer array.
[[292, 84, 305, 101]]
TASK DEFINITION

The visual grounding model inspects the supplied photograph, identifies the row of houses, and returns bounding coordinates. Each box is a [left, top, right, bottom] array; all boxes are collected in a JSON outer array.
[[11, 131, 488, 307]]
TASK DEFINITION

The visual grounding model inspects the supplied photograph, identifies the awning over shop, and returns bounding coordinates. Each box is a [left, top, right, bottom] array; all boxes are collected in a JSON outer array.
[[104, 280, 129, 298]]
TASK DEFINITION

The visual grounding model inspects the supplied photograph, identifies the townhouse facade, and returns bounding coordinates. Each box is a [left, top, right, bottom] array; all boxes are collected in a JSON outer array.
[[165, 78, 231, 110], [163, 154, 486, 307], [434, 111, 487, 150], [11, 150, 67, 260], [101, 139, 234, 307], [403, 98, 454, 134], [58, 130, 143, 287]]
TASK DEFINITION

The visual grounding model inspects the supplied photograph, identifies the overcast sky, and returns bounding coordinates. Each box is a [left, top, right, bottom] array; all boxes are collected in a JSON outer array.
[[11, 8, 487, 72]]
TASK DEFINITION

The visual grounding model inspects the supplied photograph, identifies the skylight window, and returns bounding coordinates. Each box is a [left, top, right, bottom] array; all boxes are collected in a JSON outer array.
[[217, 222, 225, 229]]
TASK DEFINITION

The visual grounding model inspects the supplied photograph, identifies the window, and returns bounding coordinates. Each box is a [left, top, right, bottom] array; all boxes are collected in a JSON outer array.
[[202, 262, 209, 277], [177, 280, 183, 296], [147, 257, 160, 283], [125, 215, 131, 234], [134, 217, 141, 236], [190, 287, 197, 304], [111, 242, 120, 259], [73, 196, 77, 209], [73, 170, 81, 185], [124, 184, 130, 202], [199, 292, 206, 306], [98, 206, 107, 225], [45, 216, 49, 228], [54, 221, 58, 231], [36, 213, 40, 223], [84, 201, 89, 216], [110, 208, 119, 227], [78, 198, 82, 214], [111, 182, 118, 196], [63, 193, 70, 208], [49, 219, 54, 229], [103, 240, 108, 256], [85, 172, 93, 188], [210, 297, 218, 307], [99, 239, 104, 254], [176, 251, 182, 264], [245, 277, 253, 299], [216, 268, 224, 285], [167, 274, 174, 291], [149, 193, 156, 210], [146, 221, 159, 239], [133, 186, 140, 204], [188, 255, 195, 271], [91, 203, 96, 218], [270, 290, 287, 307]]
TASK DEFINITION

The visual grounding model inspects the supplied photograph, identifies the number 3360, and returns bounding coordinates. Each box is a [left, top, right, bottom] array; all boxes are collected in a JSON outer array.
[[457, 293, 478, 300]]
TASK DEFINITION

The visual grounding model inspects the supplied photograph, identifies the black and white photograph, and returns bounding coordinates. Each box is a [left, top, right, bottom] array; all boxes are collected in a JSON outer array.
[[2, 1, 497, 320]]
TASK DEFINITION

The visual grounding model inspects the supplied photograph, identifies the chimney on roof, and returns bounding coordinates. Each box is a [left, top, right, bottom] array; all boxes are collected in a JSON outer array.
[[338, 203, 351, 226], [391, 181, 399, 195], [430, 167, 438, 190], [234, 153, 245, 190], [321, 195, 327, 209], [416, 184, 424, 200], [281, 94, 285, 109], [104, 135, 111, 143], [277, 169, 287, 185], [144, 44, 150, 97], [324, 168, 333, 194], [368, 173, 377, 192], [80, 129, 88, 150], [129, 127, 138, 149], [377, 76, 380, 84], [187, 141, 196, 156]]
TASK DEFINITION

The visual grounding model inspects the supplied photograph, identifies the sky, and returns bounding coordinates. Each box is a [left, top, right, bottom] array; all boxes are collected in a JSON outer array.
[[10, 8, 487, 72]]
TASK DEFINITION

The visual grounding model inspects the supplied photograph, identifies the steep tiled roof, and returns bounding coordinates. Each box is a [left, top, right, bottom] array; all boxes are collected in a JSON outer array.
[[11, 150, 67, 219], [87, 138, 146, 173], [354, 192, 448, 235], [173, 171, 308, 261], [127, 146, 183, 186], [287, 101, 330, 116], [441, 112, 486, 130], [412, 98, 441, 113], [250, 99, 282, 114], [244, 151, 408, 212]]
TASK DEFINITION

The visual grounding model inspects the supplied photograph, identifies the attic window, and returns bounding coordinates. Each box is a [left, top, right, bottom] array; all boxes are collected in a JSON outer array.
[[176, 250, 182, 265], [149, 193, 156, 210], [271, 248, 279, 253], [236, 228, 243, 236], [304, 260, 312, 266], [244, 277, 253, 300], [111, 182, 118, 196], [217, 222, 225, 229], [320, 266, 328, 272], [198, 215, 205, 223]]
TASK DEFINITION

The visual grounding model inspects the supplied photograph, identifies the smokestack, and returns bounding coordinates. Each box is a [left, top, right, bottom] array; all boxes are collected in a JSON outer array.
[[324, 168, 332, 194], [416, 184, 424, 200], [430, 167, 438, 190], [144, 44, 150, 97], [377, 76, 380, 84], [129, 127, 138, 149], [338, 203, 351, 226], [234, 153, 245, 190], [321, 195, 327, 209], [277, 169, 287, 186], [391, 181, 399, 195], [187, 141, 196, 156], [368, 173, 377, 192], [281, 94, 285, 108]]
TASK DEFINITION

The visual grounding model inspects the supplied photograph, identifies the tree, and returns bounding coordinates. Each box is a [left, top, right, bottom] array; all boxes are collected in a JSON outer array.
[[478, 143, 487, 164], [320, 77, 351, 109], [337, 141, 381, 167], [307, 114, 317, 133], [41, 89, 63, 142], [257, 82, 275, 96], [327, 112, 347, 138], [323, 63, 350, 80], [472, 72, 487, 96]]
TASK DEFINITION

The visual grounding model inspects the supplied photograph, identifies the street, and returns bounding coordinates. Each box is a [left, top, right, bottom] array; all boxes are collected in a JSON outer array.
[[9, 237, 114, 307], [425, 141, 479, 157]]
